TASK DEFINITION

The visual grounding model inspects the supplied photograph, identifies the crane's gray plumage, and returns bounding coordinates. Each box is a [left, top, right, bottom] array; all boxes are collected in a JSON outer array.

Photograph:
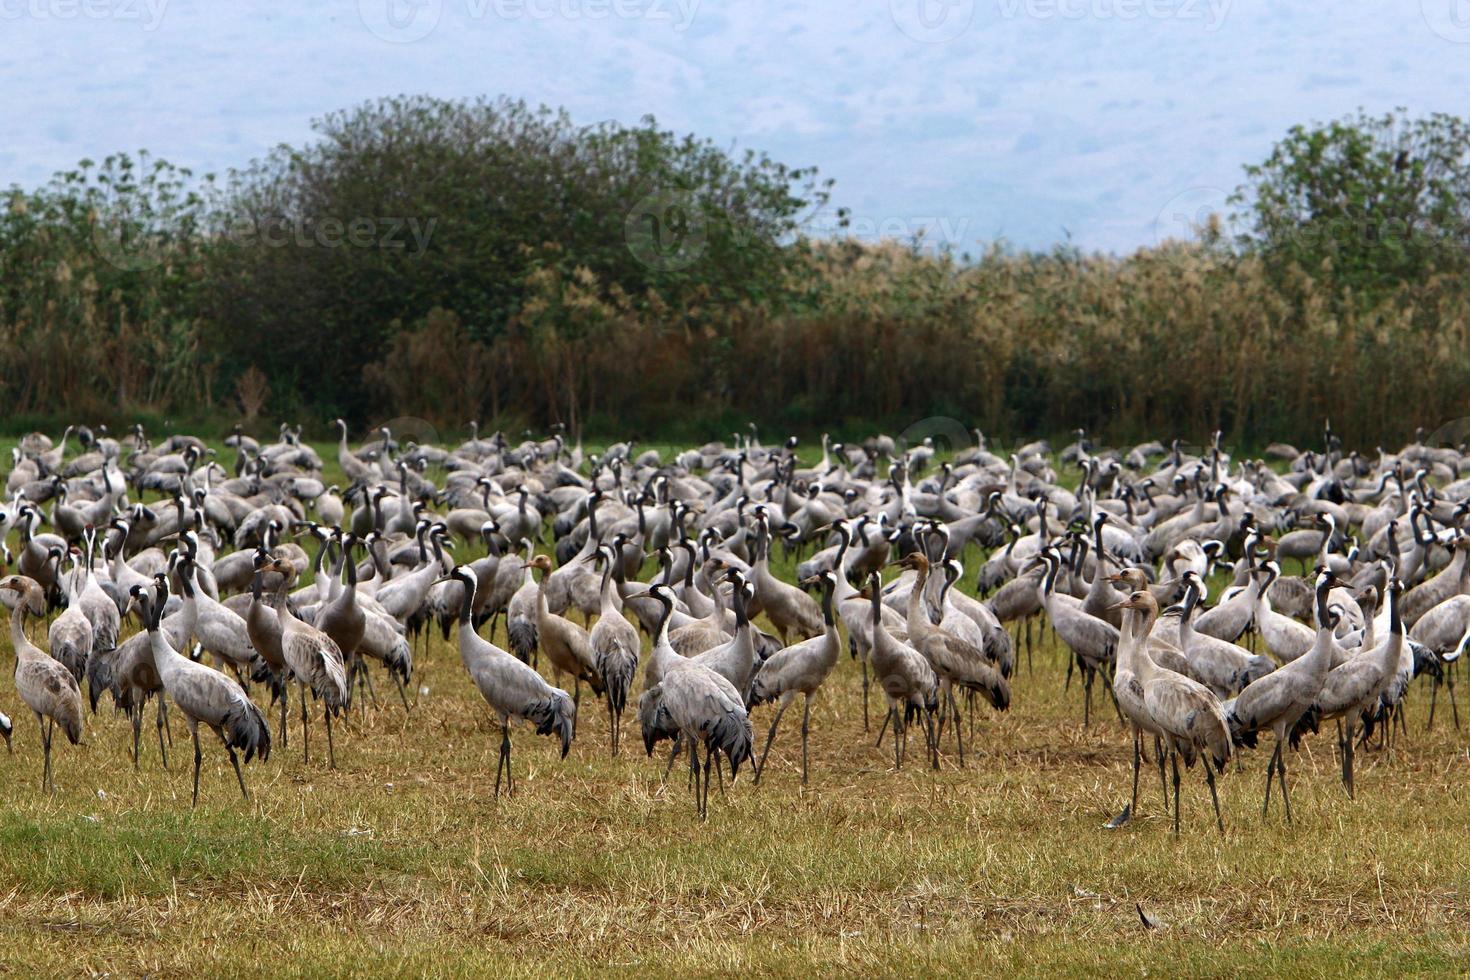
[[446, 567, 573, 797], [132, 581, 270, 805], [2, 575, 84, 793], [588, 547, 639, 756], [749, 570, 842, 785]]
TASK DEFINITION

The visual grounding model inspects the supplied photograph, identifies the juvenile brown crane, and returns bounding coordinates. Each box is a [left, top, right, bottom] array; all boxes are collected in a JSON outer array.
[[1, 575, 83, 793]]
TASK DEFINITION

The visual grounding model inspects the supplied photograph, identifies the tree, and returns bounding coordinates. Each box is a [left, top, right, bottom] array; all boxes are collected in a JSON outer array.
[[0, 152, 213, 415], [1232, 109, 1470, 294], [204, 95, 833, 421]]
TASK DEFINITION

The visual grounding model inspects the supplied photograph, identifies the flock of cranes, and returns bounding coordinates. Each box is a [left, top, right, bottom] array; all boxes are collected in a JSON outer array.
[[0, 422, 1465, 831]]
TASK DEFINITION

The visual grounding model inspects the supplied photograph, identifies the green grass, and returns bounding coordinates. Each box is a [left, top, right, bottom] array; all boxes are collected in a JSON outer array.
[[0, 440, 1466, 976]]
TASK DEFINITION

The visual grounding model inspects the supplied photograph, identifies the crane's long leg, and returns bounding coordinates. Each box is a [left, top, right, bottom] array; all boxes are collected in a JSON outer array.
[[1342, 716, 1356, 799], [934, 681, 947, 738], [1082, 665, 1094, 728], [324, 706, 337, 770], [361, 658, 382, 711], [1277, 745, 1293, 824], [571, 678, 581, 738], [702, 745, 714, 819], [226, 738, 249, 801], [505, 727, 515, 797], [1130, 729, 1141, 813], [190, 727, 202, 808], [924, 708, 939, 771], [279, 693, 288, 751], [1262, 741, 1278, 819], [1427, 675, 1439, 730], [608, 703, 618, 758], [662, 734, 682, 782], [1155, 735, 1169, 814], [932, 707, 942, 770], [1171, 750, 1182, 836], [161, 698, 174, 746], [876, 707, 893, 748], [800, 694, 813, 787], [298, 683, 313, 764], [861, 657, 871, 733], [494, 722, 511, 799], [156, 701, 171, 771], [494, 724, 506, 798], [131, 705, 143, 771], [893, 710, 903, 770], [687, 738, 702, 816], [1204, 760, 1224, 835], [35, 713, 50, 794], [1448, 662, 1460, 730], [948, 688, 966, 766], [753, 699, 790, 785], [343, 656, 357, 713]]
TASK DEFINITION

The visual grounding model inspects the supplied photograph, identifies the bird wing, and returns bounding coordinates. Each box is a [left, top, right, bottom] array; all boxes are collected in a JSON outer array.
[[283, 627, 348, 706], [1145, 675, 1229, 746]]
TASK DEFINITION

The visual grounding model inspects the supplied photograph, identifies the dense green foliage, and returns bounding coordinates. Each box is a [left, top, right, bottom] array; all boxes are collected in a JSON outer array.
[[2, 101, 1468, 446], [0, 153, 215, 417], [1232, 109, 1470, 297], [205, 96, 832, 421]]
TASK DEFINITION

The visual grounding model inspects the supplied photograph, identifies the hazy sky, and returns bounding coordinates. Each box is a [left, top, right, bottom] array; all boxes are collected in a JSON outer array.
[[3, 0, 1467, 251]]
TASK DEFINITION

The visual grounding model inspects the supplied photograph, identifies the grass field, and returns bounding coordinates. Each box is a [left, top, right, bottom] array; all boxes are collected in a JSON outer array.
[[1, 441, 1468, 977]]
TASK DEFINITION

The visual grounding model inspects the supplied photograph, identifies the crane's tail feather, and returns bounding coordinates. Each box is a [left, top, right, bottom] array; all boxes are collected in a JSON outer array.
[[248, 655, 289, 705], [1224, 703, 1260, 749], [224, 698, 272, 764], [596, 648, 638, 717], [508, 620, 537, 665], [706, 710, 754, 778], [386, 635, 414, 686], [528, 690, 576, 759], [1288, 704, 1321, 750], [986, 626, 1015, 679], [637, 686, 675, 757], [85, 651, 114, 714]]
